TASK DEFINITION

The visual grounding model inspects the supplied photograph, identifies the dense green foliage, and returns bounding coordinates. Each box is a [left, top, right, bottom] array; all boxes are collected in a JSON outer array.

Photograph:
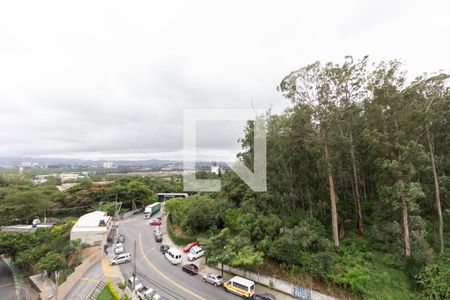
[[0, 219, 79, 277], [166, 57, 450, 299], [0, 176, 182, 225]]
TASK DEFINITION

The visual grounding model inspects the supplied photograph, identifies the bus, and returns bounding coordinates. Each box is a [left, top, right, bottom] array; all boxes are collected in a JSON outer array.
[[223, 276, 255, 299]]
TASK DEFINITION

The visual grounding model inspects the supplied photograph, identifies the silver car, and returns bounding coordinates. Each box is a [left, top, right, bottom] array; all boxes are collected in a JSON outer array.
[[202, 273, 224, 286], [110, 253, 131, 265]]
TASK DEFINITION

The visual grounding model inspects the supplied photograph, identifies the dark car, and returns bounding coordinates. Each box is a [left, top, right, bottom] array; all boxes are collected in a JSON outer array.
[[160, 245, 169, 254], [254, 293, 277, 300], [155, 233, 162, 242], [182, 263, 199, 275], [118, 234, 125, 243]]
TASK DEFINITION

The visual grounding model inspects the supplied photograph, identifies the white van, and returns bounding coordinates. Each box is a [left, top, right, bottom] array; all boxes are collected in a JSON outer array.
[[110, 253, 131, 265], [114, 243, 124, 254], [165, 248, 182, 264], [224, 276, 255, 299], [187, 246, 204, 261]]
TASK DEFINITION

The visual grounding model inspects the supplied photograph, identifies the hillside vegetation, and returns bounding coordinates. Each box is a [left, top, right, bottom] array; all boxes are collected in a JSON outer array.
[[166, 57, 450, 299]]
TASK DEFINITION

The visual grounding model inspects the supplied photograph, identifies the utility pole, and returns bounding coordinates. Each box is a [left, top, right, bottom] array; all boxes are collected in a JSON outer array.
[[132, 240, 137, 293]]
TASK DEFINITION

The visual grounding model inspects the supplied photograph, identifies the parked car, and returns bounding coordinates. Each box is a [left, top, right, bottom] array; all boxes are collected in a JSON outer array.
[[160, 245, 170, 254], [154, 225, 161, 232], [182, 263, 199, 275], [110, 253, 131, 265], [136, 286, 157, 300], [114, 243, 124, 254], [126, 276, 141, 291], [165, 248, 182, 264], [202, 273, 224, 286], [149, 219, 162, 226], [182, 241, 200, 252], [254, 293, 277, 300], [155, 233, 163, 242], [118, 234, 125, 243], [187, 246, 204, 261]]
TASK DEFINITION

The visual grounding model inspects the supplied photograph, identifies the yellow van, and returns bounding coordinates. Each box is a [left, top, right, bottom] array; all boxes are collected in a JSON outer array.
[[224, 276, 255, 299]]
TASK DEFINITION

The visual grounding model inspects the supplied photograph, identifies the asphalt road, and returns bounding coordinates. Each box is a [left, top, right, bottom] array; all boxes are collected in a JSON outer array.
[[0, 257, 17, 300], [118, 214, 242, 300]]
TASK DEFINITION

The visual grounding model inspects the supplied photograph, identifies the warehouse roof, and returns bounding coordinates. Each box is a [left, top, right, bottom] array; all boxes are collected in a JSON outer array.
[[71, 211, 110, 232]]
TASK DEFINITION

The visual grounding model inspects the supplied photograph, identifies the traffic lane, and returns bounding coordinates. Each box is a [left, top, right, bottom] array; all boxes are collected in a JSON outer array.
[[119, 216, 202, 300], [119, 218, 183, 300], [0, 258, 16, 300], [119, 215, 240, 300], [139, 232, 239, 300]]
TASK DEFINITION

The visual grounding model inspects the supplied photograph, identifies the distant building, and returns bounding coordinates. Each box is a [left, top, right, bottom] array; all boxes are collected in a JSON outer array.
[[60, 173, 85, 182], [211, 162, 220, 175], [156, 192, 189, 202], [1, 223, 54, 232], [21, 162, 32, 167], [70, 211, 112, 248], [57, 183, 78, 192], [33, 178, 48, 185], [103, 162, 115, 169]]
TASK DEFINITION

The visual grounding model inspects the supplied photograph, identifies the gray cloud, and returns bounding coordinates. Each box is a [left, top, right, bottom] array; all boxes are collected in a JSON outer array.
[[0, 0, 449, 161]]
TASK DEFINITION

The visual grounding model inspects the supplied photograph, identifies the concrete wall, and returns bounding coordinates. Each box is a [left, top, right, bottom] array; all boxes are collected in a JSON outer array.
[[70, 231, 106, 246], [41, 246, 102, 300], [220, 264, 336, 300], [119, 208, 142, 219]]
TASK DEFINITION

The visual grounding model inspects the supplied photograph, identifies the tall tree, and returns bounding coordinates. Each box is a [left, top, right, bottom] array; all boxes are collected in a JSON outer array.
[[406, 73, 450, 254], [279, 62, 343, 247]]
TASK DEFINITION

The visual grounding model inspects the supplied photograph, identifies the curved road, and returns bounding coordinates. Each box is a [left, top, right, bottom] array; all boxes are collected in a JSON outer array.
[[118, 213, 241, 300]]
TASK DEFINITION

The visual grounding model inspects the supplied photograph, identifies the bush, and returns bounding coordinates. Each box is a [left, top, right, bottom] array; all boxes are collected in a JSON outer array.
[[301, 251, 337, 281], [330, 246, 419, 300], [166, 214, 199, 246], [106, 280, 121, 300], [416, 263, 450, 300]]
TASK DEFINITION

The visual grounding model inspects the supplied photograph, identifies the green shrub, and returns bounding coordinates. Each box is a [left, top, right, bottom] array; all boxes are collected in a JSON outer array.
[[106, 280, 121, 300], [416, 263, 450, 300], [166, 214, 199, 246], [301, 251, 337, 281], [330, 245, 419, 300]]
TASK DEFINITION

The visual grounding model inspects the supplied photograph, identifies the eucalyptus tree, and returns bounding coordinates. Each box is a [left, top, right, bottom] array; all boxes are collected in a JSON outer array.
[[405, 73, 450, 254], [279, 61, 341, 247], [364, 61, 429, 256]]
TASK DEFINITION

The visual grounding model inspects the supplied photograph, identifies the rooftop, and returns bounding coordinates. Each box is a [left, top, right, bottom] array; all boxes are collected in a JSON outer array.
[[71, 211, 110, 231]]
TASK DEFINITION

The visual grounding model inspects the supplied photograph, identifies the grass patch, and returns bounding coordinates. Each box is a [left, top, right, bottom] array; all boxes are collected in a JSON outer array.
[[96, 286, 114, 300]]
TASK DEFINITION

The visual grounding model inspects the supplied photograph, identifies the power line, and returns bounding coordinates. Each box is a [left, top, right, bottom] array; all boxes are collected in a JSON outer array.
[[136, 271, 188, 300]]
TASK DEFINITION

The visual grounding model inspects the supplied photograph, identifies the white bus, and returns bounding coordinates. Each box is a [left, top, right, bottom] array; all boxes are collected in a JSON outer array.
[[223, 276, 255, 299]]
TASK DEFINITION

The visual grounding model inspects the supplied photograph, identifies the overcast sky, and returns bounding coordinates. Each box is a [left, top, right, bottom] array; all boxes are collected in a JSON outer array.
[[1, 0, 449, 161]]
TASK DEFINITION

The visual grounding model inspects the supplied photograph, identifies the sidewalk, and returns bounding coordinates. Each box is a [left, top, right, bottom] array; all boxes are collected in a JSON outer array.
[[65, 241, 126, 299], [160, 212, 298, 300]]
